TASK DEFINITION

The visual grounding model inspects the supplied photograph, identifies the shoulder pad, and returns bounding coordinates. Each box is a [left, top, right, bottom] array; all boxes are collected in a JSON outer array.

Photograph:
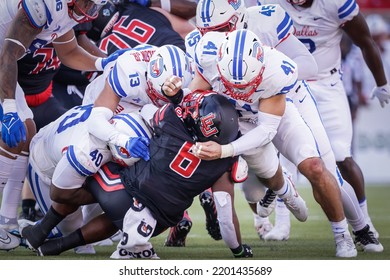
[[22, 0, 48, 28]]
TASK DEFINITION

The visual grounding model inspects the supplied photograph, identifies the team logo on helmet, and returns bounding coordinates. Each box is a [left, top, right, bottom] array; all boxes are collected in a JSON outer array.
[[149, 58, 164, 78], [253, 42, 264, 63], [200, 113, 219, 138], [228, 0, 242, 10]]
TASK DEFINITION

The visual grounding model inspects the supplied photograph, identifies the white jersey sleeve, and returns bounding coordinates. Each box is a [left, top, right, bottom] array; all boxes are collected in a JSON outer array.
[[184, 29, 202, 61], [107, 45, 157, 106], [254, 46, 299, 99], [22, 0, 47, 28], [247, 4, 294, 47], [29, 105, 112, 186], [194, 31, 226, 90]]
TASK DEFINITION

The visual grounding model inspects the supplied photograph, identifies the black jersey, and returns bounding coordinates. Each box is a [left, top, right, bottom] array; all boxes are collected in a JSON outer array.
[[17, 44, 61, 95], [120, 104, 236, 228], [95, 4, 185, 54]]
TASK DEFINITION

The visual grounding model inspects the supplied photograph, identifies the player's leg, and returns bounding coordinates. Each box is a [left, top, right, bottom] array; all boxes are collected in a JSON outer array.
[[164, 210, 193, 247], [241, 172, 273, 240], [0, 86, 36, 235], [242, 140, 308, 223], [274, 101, 357, 257], [310, 80, 382, 249]]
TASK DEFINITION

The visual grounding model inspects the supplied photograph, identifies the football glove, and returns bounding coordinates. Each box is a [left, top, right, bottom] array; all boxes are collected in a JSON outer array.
[[95, 48, 132, 71], [1, 112, 26, 148], [371, 84, 390, 108], [125, 136, 150, 161], [231, 244, 253, 258]]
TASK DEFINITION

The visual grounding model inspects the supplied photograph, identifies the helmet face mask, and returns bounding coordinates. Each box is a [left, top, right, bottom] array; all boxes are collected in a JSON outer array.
[[182, 90, 239, 145], [196, 0, 247, 35], [147, 45, 193, 108], [68, 0, 108, 23], [217, 29, 265, 102]]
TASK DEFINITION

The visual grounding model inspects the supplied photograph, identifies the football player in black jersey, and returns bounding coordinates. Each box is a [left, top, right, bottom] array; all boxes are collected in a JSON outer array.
[[25, 90, 253, 259]]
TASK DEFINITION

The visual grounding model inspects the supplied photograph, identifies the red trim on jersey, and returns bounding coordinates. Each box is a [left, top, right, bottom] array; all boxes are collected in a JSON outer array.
[[95, 165, 125, 192], [275, 33, 291, 48], [25, 81, 53, 107]]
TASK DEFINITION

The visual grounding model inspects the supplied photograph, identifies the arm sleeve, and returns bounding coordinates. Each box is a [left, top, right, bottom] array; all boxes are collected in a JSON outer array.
[[86, 106, 128, 147], [231, 111, 282, 156]]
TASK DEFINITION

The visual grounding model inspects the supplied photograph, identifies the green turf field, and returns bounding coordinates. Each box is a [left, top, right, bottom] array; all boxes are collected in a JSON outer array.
[[1, 184, 389, 260]]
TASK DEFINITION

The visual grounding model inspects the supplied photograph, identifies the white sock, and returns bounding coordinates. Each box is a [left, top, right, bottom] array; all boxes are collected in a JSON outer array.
[[359, 199, 372, 221], [340, 182, 366, 232], [274, 177, 289, 198], [274, 198, 290, 227], [0, 154, 16, 193], [331, 218, 349, 236], [0, 155, 29, 220]]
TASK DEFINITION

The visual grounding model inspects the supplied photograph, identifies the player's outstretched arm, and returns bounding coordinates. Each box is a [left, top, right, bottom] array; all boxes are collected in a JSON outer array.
[[343, 12, 390, 107]]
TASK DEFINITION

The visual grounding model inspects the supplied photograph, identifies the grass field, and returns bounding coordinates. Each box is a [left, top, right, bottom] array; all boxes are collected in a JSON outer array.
[[1, 184, 389, 260]]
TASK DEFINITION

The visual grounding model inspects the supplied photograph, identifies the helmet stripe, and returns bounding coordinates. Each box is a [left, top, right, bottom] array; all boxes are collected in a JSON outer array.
[[112, 114, 149, 138], [166, 45, 183, 78], [201, 0, 212, 23], [232, 30, 246, 81]]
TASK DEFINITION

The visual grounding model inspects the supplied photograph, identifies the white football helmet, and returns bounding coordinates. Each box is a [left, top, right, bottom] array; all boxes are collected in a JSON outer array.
[[196, 0, 247, 35], [286, 0, 307, 5], [108, 113, 152, 167], [68, 0, 108, 23], [147, 45, 193, 107], [217, 29, 265, 101]]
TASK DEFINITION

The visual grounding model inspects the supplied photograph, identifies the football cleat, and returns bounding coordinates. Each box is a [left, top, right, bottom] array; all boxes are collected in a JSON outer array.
[[164, 213, 193, 247], [74, 244, 96, 254], [0, 228, 20, 251], [335, 232, 357, 258], [278, 174, 308, 222], [264, 224, 290, 241], [21, 224, 45, 250], [232, 244, 253, 258], [254, 215, 273, 240], [353, 225, 384, 253], [257, 188, 277, 218], [199, 189, 222, 240]]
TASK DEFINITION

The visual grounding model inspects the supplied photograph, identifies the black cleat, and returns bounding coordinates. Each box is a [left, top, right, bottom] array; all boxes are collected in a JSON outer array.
[[164, 214, 192, 247], [199, 190, 222, 240]]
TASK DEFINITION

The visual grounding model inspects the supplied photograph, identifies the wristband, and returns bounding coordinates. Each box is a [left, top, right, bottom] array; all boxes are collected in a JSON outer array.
[[94, 58, 103, 71], [160, 0, 171, 12], [220, 144, 234, 158], [2, 99, 17, 113]]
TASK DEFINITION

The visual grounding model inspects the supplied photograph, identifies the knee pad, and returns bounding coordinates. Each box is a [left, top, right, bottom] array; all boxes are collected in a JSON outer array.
[[241, 172, 267, 203]]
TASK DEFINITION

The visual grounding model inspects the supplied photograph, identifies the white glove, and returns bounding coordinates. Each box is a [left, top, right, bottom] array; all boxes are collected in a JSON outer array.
[[371, 84, 390, 108]]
